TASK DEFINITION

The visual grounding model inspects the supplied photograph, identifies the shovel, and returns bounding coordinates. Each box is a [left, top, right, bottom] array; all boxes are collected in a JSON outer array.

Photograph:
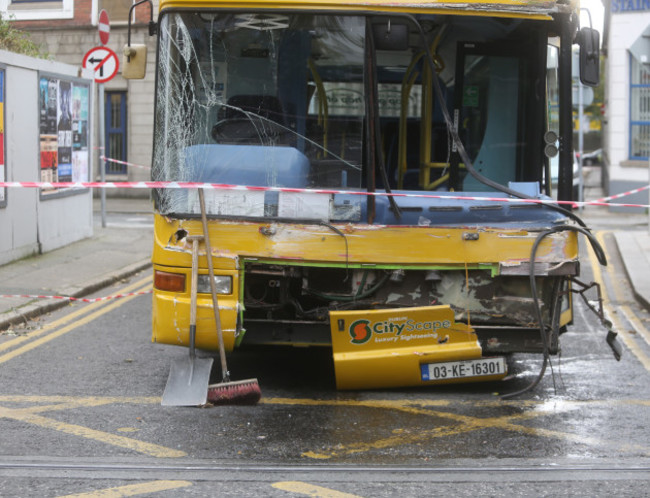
[[161, 236, 214, 406]]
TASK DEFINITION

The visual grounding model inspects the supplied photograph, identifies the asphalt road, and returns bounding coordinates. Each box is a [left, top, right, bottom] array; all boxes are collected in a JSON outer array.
[[0, 228, 649, 496]]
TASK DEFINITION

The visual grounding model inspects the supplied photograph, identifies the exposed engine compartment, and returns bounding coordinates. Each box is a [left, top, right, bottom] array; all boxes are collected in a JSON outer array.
[[242, 262, 565, 340]]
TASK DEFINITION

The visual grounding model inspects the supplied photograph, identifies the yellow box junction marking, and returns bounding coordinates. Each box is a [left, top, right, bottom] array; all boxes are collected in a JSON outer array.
[[589, 232, 650, 371], [0, 254, 647, 463], [1, 395, 649, 462], [0, 275, 184, 459], [260, 397, 650, 459], [57, 480, 192, 498], [273, 481, 362, 497], [0, 403, 185, 458], [0, 275, 152, 354], [0, 278, 152, 365]]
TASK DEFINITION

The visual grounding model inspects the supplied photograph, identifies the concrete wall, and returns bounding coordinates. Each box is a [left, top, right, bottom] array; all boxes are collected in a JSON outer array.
[[0, 50, 95, 266]]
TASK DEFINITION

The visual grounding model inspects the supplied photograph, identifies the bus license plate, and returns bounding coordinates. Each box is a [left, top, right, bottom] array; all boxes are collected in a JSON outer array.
[[420, 357, 506, 381]]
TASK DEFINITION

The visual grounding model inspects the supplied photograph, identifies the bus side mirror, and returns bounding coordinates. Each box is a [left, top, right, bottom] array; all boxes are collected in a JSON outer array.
[[579, 27, 600, 87], [123, 44, 147, 79], [123, 0, 156, 80]]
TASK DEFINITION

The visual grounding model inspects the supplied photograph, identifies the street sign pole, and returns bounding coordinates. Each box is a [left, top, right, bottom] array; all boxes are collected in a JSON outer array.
[[99, 83, 106, 228], [90, 9, 111, 227]]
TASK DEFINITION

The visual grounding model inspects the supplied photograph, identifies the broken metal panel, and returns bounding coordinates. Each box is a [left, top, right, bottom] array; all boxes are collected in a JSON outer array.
[[329, 305, 499, 389], [477, 326, 547, 353], [239, 262, 561, 329], [499, 260, 579, 276], [153, 213, 578, 268], [152, 204, 576, 353]]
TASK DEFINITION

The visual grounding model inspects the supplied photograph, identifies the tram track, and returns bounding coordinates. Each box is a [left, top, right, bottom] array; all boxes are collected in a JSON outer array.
[[1, 457, 650, 482]]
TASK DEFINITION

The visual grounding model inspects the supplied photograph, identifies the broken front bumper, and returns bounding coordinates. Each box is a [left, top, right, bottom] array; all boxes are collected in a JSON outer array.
[[330, 305, 507, 389]]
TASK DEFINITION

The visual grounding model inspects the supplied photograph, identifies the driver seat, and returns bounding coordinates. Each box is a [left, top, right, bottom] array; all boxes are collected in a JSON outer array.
[[212, 95, 288, 144]]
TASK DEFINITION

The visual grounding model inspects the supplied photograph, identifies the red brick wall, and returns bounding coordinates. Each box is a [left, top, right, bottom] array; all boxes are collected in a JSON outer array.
[[11, 0, 154, 30], [12, 0, 91, 29], [134, 1, 154, 23]]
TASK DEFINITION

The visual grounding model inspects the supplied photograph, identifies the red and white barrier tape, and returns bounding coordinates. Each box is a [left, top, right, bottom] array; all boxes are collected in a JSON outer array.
[[595, 184, 649, 204], [94, 156, 650, 205], [1, 180, 648, 209], [0, 289, 152, 303]]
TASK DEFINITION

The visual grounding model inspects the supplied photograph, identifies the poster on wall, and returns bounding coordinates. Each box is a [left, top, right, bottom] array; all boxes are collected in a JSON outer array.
[[0, 69, 5, 206], [39, 75, 90, 197]]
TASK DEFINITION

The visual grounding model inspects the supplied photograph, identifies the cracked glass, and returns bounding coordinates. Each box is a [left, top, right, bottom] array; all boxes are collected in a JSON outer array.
[[152, 12, 546, 222], [153, 12, 366, 219]]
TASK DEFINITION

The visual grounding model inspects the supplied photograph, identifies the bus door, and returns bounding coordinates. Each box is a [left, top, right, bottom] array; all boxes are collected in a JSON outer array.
[[449, 41, 545, 192]]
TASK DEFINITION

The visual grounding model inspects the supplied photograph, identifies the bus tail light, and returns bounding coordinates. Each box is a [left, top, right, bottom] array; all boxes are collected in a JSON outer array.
[[154, 270, 186, 292]]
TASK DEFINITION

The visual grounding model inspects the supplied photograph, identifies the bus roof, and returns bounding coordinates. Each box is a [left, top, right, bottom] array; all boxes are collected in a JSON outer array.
[[158, 0, 576, 19]]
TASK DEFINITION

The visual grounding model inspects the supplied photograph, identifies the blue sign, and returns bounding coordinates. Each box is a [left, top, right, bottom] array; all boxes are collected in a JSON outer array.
[[612, 0, 650, 13]]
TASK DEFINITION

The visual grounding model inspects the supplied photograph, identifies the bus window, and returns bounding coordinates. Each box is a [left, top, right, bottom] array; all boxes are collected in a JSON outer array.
[[153, 14, 550, 220], [154, 13, 367, 217]]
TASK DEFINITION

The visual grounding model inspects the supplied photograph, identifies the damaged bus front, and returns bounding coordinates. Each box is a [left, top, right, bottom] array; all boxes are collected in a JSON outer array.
[[130, 0, 607, 390]]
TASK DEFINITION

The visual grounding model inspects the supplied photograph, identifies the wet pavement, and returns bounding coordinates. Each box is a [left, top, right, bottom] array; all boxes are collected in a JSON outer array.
[[0, 270, 648, 497]]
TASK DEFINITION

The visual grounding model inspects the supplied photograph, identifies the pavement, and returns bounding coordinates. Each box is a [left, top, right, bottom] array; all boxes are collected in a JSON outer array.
[[579, 165, 650, 311], [579, 206, 650, 309], [0, 177, 648, 332], [613, 230, 650, 310], [0, 197, 154, 331]]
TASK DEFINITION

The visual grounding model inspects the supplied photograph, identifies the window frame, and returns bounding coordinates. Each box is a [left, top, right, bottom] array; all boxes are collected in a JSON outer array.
[[0, 0, 73, 21], [629, 52, 650, 161], [104, 91, 128, 176]]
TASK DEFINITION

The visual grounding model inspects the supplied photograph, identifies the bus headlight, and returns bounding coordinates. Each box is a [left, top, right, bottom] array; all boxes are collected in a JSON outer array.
[[197, 275, 233, 295]]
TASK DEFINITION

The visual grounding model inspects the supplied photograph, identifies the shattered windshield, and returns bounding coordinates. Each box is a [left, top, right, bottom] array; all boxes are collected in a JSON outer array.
[[154, 12, 367, 218], [153, 12, 545, 222]]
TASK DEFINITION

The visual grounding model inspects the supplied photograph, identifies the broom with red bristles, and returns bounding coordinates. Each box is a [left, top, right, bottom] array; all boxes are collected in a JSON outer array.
[[198, 189, 261, 406]]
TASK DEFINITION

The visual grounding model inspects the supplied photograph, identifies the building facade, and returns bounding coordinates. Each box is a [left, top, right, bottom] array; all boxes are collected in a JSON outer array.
[[2, 0, 158, 197], [604, 0, 650, 211]]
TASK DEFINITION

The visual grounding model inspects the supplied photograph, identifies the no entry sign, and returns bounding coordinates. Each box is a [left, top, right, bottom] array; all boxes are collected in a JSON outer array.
[[83, 46, 119, 83], [98, 9, 110, 45]]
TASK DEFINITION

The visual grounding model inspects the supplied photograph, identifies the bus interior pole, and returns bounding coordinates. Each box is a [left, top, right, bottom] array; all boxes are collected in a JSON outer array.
[[99, 83, 106, 228], [558, 14, 574, 202]]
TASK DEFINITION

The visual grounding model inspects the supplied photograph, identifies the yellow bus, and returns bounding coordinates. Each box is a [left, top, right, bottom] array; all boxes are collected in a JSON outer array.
[[125, 0, 605, 392]]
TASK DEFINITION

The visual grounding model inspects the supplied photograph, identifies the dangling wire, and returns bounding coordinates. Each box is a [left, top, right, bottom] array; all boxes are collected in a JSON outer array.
[[501, 225, 607, 399]]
